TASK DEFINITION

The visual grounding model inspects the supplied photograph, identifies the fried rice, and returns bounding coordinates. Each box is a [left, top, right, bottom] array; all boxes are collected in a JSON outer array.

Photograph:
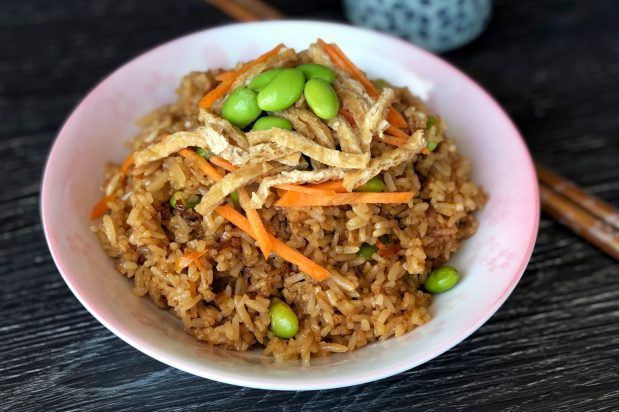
[[91, 42, 487, 362]]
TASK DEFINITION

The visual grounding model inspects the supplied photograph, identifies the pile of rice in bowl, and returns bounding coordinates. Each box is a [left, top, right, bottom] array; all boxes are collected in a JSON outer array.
[[91, 41, 487, 361]]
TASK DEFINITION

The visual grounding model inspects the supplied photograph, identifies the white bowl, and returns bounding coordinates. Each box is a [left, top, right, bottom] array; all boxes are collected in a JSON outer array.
[[41, 21, 539, 390]]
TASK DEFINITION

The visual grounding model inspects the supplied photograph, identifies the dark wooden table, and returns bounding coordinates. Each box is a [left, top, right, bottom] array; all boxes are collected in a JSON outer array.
[[2, 0, 618, 410]]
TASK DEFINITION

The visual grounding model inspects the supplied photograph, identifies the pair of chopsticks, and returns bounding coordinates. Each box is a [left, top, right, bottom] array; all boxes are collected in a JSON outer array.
[[537, 166, 619, 259], [207, 0, 619, 261]]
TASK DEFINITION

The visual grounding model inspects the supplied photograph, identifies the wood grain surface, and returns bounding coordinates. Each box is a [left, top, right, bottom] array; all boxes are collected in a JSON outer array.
[[1, 0, 618, 410]]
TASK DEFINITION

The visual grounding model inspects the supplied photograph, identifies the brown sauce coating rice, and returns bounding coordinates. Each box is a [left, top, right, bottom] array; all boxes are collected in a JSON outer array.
[[92, 46, 487, 362]]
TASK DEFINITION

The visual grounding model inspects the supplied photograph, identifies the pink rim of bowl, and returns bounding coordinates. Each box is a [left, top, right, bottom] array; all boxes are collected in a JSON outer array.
[[41, 21, 539, 391]]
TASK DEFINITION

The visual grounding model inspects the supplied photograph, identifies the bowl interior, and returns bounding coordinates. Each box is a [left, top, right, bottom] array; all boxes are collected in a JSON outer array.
[[42, 21, 538, 390]]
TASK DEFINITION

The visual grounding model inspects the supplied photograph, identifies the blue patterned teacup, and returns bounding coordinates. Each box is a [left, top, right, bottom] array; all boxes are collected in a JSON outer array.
[[344, 0, 493, 53]]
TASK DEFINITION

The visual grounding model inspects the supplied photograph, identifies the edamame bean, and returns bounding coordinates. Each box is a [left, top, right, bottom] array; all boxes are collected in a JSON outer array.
[[257, 68, 305, 111], [221, 87, 262, 129], [373, 78, 388, 88], [169, 192, 201, 210], [303, 78, 339, 120], [169, 191, 182, 209], [229, 191, 240, 206], [357, 243, 378, 261], [425, 117, 440, 152], [426, 116, 437, 130], [269, 298, 299, 339], [183, 194, 202, 209], [194, 147, 210, 158], [426, 141, 439, 152], [247, 69, 282, 92], [424, 266, 460, 294], [297, 63, 336, 82], [252, 116, 293, 131], [355, 176, 385, 193]]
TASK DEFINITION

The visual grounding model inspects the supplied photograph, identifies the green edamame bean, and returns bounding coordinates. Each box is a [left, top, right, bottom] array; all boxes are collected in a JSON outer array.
[[257, 68, 305, 111], [170, 191, 201, 210], [221, 87, 262, 129], [357, 243, 378, 261], [303, 78, 339, 120], [269, 298, 299, 339], [425, 117, 440, 152], [247, 69, 282, 92], [169, 191, 182, 209], [229, 191, 240, 206], [426, 141, 439, 152], [183, 194, 202, 209], [426, 116, 437, 130], [373, 78, 388, 88], [297, 63, 336, 83], [252, 116, 293, 131], [194, 147, 210, 158], [355, 176, 385, 193], [424, 266, 460, 294]]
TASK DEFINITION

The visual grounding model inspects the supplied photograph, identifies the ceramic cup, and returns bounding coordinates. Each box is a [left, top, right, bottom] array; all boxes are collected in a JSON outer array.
[[344, 0, 493, 53]]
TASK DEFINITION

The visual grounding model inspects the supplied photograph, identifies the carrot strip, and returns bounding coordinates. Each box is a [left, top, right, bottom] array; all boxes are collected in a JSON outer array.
[[120, 153, 134, 174], [179, 148, 224, 181], [385, 125, 410, 140], [376, 239, 400, 258], [275, 191, 414, 208], [215, 71, 236, 82], [273, 184, 336, 195], [215, 205, 331, 281], [91, 153, 135, 219], [304, 180, 347, 192], [319, 40, 379, 97], [199, 44, 285, 108], [318, 39, 408, 129], [209, 155, 238, 172], [237, 187, 272, 258], [386, 108, 408, 128], [174, 250, 207, 273], [91, 195, 114, 219], [378, 134, 408, 147], [339, 108, 356, 126]]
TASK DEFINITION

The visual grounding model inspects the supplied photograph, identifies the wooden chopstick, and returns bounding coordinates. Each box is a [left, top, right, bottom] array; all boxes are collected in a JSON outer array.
[[207, 0, 619, 260], [206, 0, 283, 21], [537, 165, 619, 230], [539, 185, 619, 260]]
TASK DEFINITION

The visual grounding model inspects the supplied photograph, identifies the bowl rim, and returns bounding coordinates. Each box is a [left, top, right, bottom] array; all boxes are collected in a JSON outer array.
[[40, 20, 539, 391]]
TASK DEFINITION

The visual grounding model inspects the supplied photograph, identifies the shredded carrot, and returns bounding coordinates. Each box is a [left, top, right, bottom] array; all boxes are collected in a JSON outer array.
[[215, 205, 331, 281], [174, 249, 207, 273], [215, 71, 236, 82], [385, 125, 410, 140], [274, 184, 336, 195], [199, 44, 285, 109], [378, 134, 408, 147], [339, 108, 356, 126], [237, 187, 272, 258], [386, 108, 408, 128], [318, 39, 378, 96], [275, 191, 414, 208], [120, 153, 134, 174], [318, 39, 408, 129], [91, 152, 135, 219], [376, 239, 400, 258], [304, 180, 347, 192], [209, 155, 238, 172], [421, 147, 431, 155], [91, 195, 114, 219], [179, 148, 224, 181]]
